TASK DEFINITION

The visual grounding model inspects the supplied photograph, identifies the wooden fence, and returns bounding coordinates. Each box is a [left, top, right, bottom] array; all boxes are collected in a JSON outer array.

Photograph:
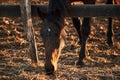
[[0, 1, 120, 63], [0, 4, 120, 17]]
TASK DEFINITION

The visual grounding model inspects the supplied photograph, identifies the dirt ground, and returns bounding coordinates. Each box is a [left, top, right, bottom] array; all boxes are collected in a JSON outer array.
[[0, 0, 120, 80]]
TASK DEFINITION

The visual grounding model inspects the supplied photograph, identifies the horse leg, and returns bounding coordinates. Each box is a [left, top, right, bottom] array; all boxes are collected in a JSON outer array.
[[72, 17, 81, 44], [107, 18, 113, 46], [106, 0, 113, 46], [76, 17, 91, 66]]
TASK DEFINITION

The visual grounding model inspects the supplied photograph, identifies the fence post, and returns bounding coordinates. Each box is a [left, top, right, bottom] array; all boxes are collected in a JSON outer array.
[[20, 0, 38, 63]]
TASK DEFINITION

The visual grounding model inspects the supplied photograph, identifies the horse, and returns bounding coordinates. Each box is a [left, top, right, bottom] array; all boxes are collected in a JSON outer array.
[[38, 0, 119, 74], [114, 0, 120, 4]]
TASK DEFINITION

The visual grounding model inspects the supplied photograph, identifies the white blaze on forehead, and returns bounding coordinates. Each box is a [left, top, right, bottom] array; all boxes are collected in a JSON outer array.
[[48, 28, 51, 32]]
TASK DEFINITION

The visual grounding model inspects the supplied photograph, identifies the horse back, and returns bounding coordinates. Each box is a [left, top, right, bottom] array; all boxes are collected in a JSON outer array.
[[70, 0, 95, 4], [114, 0, 120, 4]]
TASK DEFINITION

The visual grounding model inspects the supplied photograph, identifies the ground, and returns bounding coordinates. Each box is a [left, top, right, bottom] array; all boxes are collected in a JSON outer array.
[[0, 0, 120, 80]]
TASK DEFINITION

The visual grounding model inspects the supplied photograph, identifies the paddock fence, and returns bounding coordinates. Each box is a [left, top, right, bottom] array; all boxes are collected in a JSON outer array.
[[0, 4, 120, 17]]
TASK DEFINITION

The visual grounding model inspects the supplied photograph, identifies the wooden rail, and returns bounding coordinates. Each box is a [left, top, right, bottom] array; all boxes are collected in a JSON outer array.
[[0, 4, 120, 17]]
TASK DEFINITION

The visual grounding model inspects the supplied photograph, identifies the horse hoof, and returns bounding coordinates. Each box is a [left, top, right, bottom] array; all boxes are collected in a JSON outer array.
[[107, 42, 114, 47], [107, 39, 113, 46], [75, 60, 84, 68]]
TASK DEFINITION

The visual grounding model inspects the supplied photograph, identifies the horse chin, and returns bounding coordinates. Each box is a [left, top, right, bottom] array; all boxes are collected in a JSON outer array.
[[45, 61, 58, 75], [46, 71, 56, 75], [45, 67, 57, 75]]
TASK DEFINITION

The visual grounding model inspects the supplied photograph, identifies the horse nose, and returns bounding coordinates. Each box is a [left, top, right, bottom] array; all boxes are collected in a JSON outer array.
[[45, 65, 55, 75]]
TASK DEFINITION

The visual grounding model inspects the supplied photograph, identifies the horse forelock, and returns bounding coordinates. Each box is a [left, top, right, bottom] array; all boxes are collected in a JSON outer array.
[[48, 0, 68, 15], [45, 0, 69, 29]]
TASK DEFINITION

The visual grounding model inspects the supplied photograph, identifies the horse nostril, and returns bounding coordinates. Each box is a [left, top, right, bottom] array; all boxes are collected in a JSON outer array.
[[45, 65, 55, 75]]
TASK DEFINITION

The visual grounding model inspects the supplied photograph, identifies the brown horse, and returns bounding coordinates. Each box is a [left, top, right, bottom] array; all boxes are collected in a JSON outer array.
[[38, 0, 119, 74], [114, 0, 120, 4]]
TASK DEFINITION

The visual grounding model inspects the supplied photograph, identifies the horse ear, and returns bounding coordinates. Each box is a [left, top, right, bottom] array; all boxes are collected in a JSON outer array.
[[37, 8, 47, 21]]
